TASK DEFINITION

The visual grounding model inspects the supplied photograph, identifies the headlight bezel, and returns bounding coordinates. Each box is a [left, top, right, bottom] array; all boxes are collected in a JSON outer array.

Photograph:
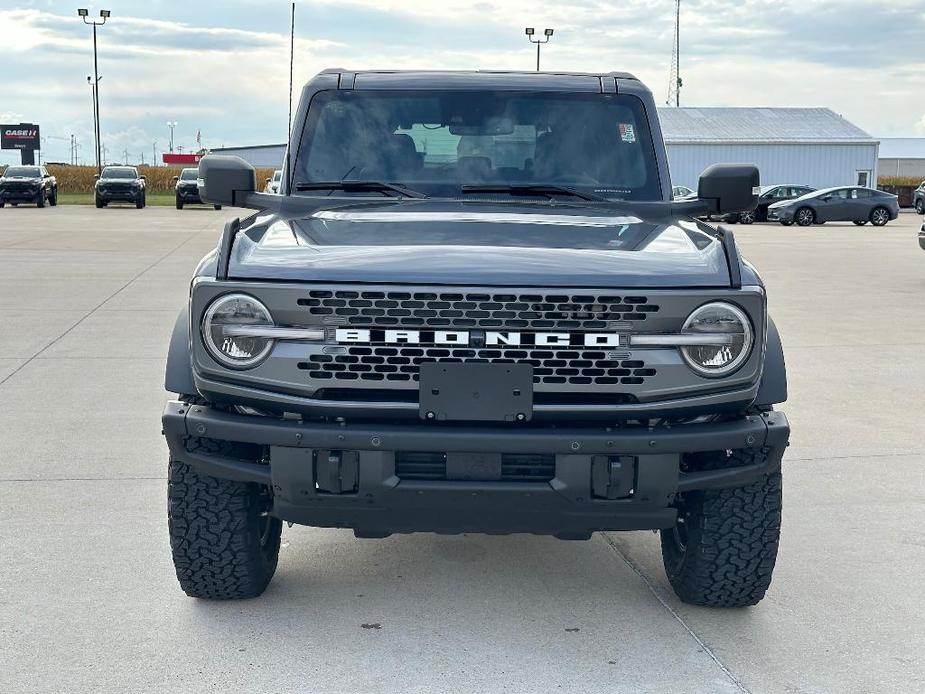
[[201, 293, 276, 369], [680, 301, 754, 377]]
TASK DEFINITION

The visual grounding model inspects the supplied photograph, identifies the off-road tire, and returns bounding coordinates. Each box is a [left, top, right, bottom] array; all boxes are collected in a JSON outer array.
[[168, 441, 282, 600], [176, 197, 183, 210], [214, 204, 222, 210], [49, 189, 58, 206], [795, 207, 814, 226], [0, 202, 5, 208], [95, 196, 104, 208], [136, 195, 146, 209], [660, 454, 782, 608], [36, 190, 46, 208]]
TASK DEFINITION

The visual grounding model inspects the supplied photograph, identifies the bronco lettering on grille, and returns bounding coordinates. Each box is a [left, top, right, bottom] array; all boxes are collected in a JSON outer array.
[[334, 329, 625, 348]]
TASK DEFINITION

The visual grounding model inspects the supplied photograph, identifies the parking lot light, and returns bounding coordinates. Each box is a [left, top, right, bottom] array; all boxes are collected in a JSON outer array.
[[78, 8, 111, 175], [525, 27, 554, 71]]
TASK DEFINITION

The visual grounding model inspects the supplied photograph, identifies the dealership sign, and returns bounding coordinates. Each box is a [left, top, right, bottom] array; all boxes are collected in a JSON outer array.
[[1, 123, 40, 150]]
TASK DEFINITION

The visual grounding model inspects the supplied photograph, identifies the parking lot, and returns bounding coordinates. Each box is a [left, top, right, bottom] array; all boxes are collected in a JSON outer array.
[[1, 205, 923, 693]]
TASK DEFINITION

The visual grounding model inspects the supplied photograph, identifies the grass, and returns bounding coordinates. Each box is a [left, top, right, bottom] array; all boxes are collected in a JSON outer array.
[[56, 192, 185, 206]]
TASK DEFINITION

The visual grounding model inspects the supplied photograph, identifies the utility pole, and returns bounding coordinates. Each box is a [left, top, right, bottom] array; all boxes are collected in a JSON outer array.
[[153, 141, 157, 166], [289, 2, 295, 133], [525, 28, 554, 71], [666, 0, 682, 107], [78, 9, 110, 173], [167, 122, 177, 152]]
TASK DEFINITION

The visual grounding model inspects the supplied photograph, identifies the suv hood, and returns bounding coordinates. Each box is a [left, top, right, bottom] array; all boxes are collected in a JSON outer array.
[[227, 200, 734, 288]]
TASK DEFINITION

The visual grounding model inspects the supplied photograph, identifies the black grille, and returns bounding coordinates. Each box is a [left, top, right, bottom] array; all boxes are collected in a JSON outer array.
[[395, 452, 556, 482], [299, 346, 656, 386], [298, 290, 659, 329]]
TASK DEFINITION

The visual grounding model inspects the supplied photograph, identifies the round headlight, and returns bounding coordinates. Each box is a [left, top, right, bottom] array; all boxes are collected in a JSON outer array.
[[202, 293, 274, 368], [680, 302, 753, 377]]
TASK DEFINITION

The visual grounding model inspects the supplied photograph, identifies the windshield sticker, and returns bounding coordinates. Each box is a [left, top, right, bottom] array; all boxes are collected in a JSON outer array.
[[618, 123, 636, 143]]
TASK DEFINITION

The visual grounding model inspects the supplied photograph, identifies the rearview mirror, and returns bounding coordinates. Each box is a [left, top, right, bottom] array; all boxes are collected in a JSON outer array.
[[198, 155, 256, 207], [697, 164, 760, 214]]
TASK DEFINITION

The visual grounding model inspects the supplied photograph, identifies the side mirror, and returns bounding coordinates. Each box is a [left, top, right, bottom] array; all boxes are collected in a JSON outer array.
[[265, 177, 272, 183], [94, 174, 100, 180], [139, 175, 146, 180], [172, 176, 179, 182], [697, 164, 759, 214], [198, 155, 256, 207]]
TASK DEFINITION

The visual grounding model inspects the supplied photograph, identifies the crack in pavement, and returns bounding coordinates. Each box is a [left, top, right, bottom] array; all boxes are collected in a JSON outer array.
[[600, 533, 752, 694]]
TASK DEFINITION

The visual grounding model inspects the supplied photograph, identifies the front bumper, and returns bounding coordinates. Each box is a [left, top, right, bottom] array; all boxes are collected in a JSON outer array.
[[176, 186, 201, 202], [97, 187, 142, 201], [0, 187, 41, 202], [767, 207, 793, 222], [162, 401, 789, 538]]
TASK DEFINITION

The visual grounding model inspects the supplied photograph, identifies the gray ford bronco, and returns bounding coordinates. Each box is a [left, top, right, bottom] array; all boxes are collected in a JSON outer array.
[[162, 69, 789, 607]]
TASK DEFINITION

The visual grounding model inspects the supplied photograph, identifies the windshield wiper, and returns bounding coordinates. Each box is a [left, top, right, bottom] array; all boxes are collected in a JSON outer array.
[[294, 180, 427, 198], [460, 184, 608, 202]]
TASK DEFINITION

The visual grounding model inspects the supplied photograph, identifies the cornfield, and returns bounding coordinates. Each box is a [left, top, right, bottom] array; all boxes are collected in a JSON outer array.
[[44, 165, 275, 194]]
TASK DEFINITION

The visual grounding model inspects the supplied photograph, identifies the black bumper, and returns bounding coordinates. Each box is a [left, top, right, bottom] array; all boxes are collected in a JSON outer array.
[[0, 188, 41, 202], [176, 187, 201, 202], [162, 401, 789, 538], [97, 189, 141, 201]]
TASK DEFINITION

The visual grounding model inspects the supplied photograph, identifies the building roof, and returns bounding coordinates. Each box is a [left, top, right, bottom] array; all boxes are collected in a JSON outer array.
[[877, 138, 925, 159], [658, 107, 875, 145]]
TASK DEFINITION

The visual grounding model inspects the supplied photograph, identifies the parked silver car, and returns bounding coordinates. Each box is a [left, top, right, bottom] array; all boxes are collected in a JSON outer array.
[[768, 186, 900, 227]]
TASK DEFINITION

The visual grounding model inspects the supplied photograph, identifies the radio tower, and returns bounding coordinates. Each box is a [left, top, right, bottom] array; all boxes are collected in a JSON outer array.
[[667, 0, 681, 106]]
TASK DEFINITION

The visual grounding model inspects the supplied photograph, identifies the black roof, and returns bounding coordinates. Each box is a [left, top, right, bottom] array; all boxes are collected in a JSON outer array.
[[317, 69, 639, 92]]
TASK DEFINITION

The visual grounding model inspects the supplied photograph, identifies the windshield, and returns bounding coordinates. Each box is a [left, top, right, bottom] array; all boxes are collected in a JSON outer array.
[[101, 167, 138, 179], [4, 166, 40, 178], [180, 168, 198, 180], [295, 90, 661, 200]]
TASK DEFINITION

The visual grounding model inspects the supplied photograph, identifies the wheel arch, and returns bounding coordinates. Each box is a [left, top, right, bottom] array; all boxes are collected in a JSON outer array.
[[756, 315, 787, 405], [165, 307, 196, 395]]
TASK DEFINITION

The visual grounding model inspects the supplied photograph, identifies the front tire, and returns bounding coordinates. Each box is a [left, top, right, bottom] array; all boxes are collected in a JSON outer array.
[[176, 197, 183, 210], [36, 190, 46, 208], [49, 188, 58, 206], [779, 220, 793, 226], [915, 199, 924, 215], [795, 207, 814, 226], [136, 194, 146, 209], [168, 446, 281, 600], [738, 210, 756, 224], [214, 204, 222, 210], [870, 206, 889, 226], [853, 220, 867, 226], [661, 463, 782, 608]]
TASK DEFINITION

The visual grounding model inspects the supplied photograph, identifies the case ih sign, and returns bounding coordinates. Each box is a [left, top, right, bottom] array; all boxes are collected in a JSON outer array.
[[1, 123, 40, 150]]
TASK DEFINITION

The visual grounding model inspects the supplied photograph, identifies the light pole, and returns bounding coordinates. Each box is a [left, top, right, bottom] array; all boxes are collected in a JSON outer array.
[[167, 122, 177, 152], [153, 141, 157, 166], [525, 27, 554, 72], [78, 9, 110, 175]]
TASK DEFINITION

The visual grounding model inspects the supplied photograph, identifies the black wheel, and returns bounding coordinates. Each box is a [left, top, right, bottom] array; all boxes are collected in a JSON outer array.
[[214, 204, 222, 210], [49, 188, 58, 206], [136, 195, 146, 209], [794, 207, 814, 226], [738, 210, 756, 224], [36, 189, 46, 208], [853, 220, 867, 226], [869, 206, 889, 226], [176, 198, 183, 210], [0, 202, 5, 208], [95, 196, 104, 209], [168, 440, 281, 600], [914, 199, 924, 215], [661, 453, 782, 608], [779, 220, 792, 226]]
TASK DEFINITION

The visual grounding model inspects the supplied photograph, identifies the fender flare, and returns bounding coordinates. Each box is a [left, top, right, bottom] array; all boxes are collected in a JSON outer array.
[[756, 316, 787, 406], [164, 307, 196, 395]]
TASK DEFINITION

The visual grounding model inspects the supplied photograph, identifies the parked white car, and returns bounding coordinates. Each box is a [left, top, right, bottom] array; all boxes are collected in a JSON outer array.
[[265, 169, 283, 194]]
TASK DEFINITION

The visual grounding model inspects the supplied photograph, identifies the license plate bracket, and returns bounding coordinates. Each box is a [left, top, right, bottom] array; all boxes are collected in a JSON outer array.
[[419, 362, 533, 422]]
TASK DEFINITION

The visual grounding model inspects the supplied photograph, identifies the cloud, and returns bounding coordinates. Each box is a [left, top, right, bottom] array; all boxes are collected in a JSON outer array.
[[1, 1, 923, 166]]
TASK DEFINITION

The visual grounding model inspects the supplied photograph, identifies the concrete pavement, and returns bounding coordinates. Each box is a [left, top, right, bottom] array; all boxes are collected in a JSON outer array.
[[1, 205, 923, 693]]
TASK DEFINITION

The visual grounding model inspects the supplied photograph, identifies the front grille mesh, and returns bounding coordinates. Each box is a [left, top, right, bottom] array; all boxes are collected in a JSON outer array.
[[299, 346, 657, 386], [299, 290, 659, 329]]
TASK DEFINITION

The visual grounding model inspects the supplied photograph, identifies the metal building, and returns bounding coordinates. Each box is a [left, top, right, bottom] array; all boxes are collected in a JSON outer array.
[[658, 107, 879, 190], [878, 138, 925, 180], [208, 143, 286, 168]]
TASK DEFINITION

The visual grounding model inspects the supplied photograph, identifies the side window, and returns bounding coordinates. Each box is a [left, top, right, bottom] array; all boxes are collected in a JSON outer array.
[[855, 188, 871, 198], [831, 189, 849, 200]]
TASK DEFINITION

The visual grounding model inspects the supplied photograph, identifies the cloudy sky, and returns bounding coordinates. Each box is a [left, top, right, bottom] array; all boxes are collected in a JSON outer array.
[[1, 0, 923, 166]]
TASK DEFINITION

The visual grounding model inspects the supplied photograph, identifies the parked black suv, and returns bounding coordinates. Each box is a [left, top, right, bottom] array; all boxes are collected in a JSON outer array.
[[174, 167, 222, 210], [0, 165, 58, 207], [163, 70, 790, 608], [95, 166, 146, 208], [722, 184, 815, 224]]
